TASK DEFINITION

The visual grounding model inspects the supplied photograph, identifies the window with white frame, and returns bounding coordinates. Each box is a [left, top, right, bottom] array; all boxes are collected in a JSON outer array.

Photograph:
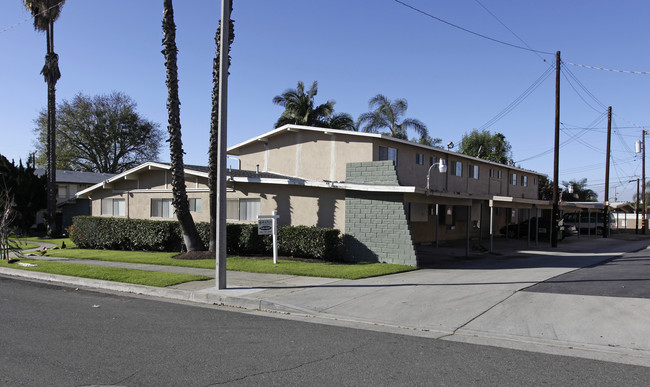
[[378, 146, 398, 166], [101, 198, 125, 217], [189, 198, 202, 212], [429, 156, 437, 166], [226, 198, 260, 221], [511, 173, 517, 185], [489, 168, 494, 178], [415, 153, 424, 165], [469, 165, 479, 179], [498, 170, 502, 179], [151, 198, 174, 218], [522, 175, 528, 187]]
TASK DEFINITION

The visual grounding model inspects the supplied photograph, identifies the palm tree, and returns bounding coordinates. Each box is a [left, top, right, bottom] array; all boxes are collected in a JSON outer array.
[[357, 94, 428, 140], [561, 178, 598, 202], [208, 0, 234, 252], [24, 0, 65, 237], [162, 0, 204, 251], [272, 81, 335, 128], [325, 112, 357, 131]]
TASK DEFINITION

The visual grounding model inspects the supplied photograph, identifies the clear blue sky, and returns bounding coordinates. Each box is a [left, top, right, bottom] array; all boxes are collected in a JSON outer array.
[[1, 0, 649, 202]]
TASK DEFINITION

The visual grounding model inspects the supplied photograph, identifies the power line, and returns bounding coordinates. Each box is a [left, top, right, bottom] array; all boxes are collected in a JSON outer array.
[[478, 64, 554, 131], [393, 0, 555, 55], [565, 62, 650, 75], [0, 3, 63, 35]]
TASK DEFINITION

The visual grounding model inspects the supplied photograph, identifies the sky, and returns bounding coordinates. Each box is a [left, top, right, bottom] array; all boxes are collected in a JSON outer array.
[[1, 0, 649, 202]]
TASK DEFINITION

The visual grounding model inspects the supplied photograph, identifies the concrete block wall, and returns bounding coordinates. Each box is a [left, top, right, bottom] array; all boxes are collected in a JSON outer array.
[[345, 161, 400, 186], [344, 161, 417, 266]]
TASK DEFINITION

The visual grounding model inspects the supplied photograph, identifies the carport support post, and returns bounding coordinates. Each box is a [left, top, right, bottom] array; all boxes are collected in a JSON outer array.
[[588, 209, 592, 236], [527, 208, 532, 248], [535, 209, 539, 247], [435, 204, 439, 248], [466, 206, 470, 257], [489, 202, 494, 253]]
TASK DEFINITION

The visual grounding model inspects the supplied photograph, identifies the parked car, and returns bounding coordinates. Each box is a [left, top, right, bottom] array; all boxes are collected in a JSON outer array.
[[562, 212, 616, 235], [500, 217, 564, 240]]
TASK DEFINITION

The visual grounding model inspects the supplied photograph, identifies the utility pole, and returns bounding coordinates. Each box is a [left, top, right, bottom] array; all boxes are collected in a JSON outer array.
[[603, 106, 612, 238], [215, 0, 231, 289], [552, 51, 561, 248], [631, 178, 639, 234], [641, 129, 647, 235]]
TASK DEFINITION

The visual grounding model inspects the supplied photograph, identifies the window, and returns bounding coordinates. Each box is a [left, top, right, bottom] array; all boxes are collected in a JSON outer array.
[[511, 173, 517, 185], [498, 170, 502, 179], [415, 153, 424, 165], [101, 198, 125, 217], [450, 161, 462, 176], [226, 198, 260, 221], [378, 146, 398, 166], [489, 168, 494, 178], [522, 176, 528, 187], [534, 178, 538, 185], [57, 185, 68, 199], [151, 198, 174, 218], [469, 165, 479, 179], [189, 198, 202, 212], [429, 156, 437, 166]]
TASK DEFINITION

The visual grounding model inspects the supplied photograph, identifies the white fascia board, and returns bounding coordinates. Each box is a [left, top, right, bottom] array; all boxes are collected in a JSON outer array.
[[230, 176, 417, 193], [76, 161, 208, 198], [227, 125, 542, 176]]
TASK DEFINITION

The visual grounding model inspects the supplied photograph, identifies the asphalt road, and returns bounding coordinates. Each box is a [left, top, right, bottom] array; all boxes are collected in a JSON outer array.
[[525, 247, 650, 298], [1, 276, 649, 386]]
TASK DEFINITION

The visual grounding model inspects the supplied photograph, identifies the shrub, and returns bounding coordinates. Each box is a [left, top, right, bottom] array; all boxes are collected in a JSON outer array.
[[71, 216, 342, 260]]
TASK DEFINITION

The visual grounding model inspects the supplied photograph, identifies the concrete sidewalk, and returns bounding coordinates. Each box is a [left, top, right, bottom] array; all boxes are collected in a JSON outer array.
[[2, 234, 650, 367]]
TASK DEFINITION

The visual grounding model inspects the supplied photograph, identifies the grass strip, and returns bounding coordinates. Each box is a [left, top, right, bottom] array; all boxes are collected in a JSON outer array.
[[7, 240, 39, 250], [0, 259, 210, 287], [36, 248, 416, 279], [15, 237, 76, 249], [226, 257, 417, 280]]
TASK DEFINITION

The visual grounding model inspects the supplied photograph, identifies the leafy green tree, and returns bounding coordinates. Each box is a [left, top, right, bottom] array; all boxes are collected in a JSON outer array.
[[24, 0, 65, 237], [538, 176, 553, 200], [561, 178, 598, 202], [0, 154, 46, 234], [357, 94, 428, 140], [412, 135, 443, 148], [33, 92, 163, 173], [273, 81, 354, 130], [458, 129, 512, 165], [162, 0, 204, 251]]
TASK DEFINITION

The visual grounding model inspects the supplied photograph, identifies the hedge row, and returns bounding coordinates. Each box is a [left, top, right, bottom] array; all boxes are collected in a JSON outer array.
[[70, 216, 342, 261]]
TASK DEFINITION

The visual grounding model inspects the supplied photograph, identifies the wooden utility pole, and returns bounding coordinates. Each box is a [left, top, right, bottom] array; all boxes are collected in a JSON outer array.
[[552, 51, 561, 248], [603, 107, 612, 238], [641, 129, 647, 234], [635, 178, 640, 234]]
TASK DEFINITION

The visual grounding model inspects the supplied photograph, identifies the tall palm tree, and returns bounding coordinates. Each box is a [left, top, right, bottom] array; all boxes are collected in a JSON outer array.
[[272, 81, 335, 128], [209, 0, 234, 252], [357, 94, 428, 140], [162, 0, 204, 251], [24, 0, 65, 237]]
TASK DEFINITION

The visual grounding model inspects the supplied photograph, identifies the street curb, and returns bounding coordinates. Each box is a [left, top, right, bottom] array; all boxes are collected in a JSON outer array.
[[0, 267, 270, 312]]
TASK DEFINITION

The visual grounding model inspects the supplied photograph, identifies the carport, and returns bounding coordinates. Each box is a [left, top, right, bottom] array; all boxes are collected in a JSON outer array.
[[488, 196, 553, 253]]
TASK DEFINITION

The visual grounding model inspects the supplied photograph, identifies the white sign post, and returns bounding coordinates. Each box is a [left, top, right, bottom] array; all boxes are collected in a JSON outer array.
[[258, 210, 279, 264]]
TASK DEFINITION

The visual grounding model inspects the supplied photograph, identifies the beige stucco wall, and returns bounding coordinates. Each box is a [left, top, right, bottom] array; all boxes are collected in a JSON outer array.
[[88, 170, 210, 223], [235, 130, 373, 182], [228, 182, 345, 230]]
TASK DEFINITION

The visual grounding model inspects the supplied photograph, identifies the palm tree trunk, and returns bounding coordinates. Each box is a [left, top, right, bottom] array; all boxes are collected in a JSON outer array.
[[162, 0, 204, 251], [45, 22, 58, 237]]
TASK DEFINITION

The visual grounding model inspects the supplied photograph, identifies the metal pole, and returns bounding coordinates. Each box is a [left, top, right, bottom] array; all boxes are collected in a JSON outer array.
[[215, 0, 231, 289], [603, 106, 612, 238], [552, 51, 561, 247], [435, 204, 439, 248], [272, 210, 278, 264], [489, 203, 493, 253], [643, 130, 647, 234], [634, 179, 639, 234], [466, 206, 470, 257]]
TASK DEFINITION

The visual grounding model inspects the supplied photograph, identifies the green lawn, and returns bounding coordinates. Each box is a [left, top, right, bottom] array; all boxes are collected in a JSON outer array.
[[0, 259, 210, 287], [7, 240, 39, 251], [31, 247, 417, 279], [15, 236, 77, 249]]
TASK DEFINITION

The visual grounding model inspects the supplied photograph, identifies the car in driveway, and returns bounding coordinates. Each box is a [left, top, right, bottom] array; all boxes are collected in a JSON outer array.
[[500, 217, 565, 240], [563, 212, 616, 235]]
